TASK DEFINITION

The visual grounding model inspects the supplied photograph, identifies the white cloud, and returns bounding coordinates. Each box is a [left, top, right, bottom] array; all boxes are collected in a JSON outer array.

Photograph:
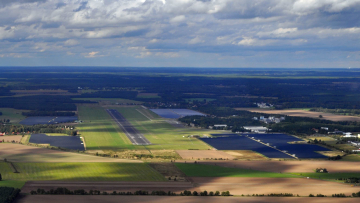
[[64, 39, 79, 46], [170, 15, 186, 23], [292, 0, 360, 13], [188, 36, 204, 44], [83, 51, 99, 58], [0, 0, 359, 67]]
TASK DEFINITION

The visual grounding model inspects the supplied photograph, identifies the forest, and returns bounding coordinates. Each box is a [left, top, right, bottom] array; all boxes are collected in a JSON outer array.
[[1, 67, 360, 114]]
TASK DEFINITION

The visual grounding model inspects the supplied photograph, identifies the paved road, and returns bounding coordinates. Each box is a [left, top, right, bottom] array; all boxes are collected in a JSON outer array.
[[106, 109, 151, 145]]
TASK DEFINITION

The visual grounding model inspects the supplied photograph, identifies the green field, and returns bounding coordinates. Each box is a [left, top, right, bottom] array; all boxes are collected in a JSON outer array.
[[77, 105, 214, 151], [175, 163, 297, 178], [291, 172, 360, 180], [114, 107, 212, 150], [0, 162, 166, 182], [341, 154, 360, 161], [0, 108, 27, 123], [77, 105, 137, 151], [0, 180, 25, 189]]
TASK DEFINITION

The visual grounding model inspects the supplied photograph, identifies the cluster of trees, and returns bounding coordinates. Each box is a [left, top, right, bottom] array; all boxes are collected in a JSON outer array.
[[309, 194, 326, 197], [0, 124, 76, 135], [22, 111, 75, 117], [332, 193, 347, 197], [0, 119, 10, 124], [336, 177, 360, 183], [267, 193, 294, 197], [30, 188, 231, 196], [0, 87, 14, 97], [352, 192, 360, 197], [315, 168, 328, 173], [0, 187, 21, 203]]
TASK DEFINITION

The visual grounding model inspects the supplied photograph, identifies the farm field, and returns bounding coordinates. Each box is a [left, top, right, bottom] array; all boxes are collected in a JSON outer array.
[[176, 150, 234, 160], [198, 161, 360, 173], [1, 136, 22, 142], [175, 163, 297, 178], [0, 180, 25, 189], [0, 143, 140, 162], [191, 177, 360, 196], [341, 154, 360, 161], [223, 150, 268, 160], [291, 172, 360, 180], [14, 196, 360, 203], [77, 105, 139, 151], [236, 108, 360, 122], [0, 108, 27, 123], [0, 162, 166, 182], [114, 107, 212, 150]]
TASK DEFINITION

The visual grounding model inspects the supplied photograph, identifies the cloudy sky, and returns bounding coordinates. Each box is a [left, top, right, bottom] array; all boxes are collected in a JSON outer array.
[[0, 0, 360, 68]]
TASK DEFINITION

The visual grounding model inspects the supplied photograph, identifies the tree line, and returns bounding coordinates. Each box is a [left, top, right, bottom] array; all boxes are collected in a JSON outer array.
[[30, 188, 231, 196]]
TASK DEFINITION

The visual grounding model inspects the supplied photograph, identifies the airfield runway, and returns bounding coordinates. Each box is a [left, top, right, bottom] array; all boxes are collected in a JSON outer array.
[[106, 109, 151, 145]]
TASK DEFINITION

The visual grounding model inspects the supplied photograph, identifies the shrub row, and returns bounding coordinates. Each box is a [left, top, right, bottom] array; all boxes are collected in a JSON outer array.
[[30, 188, 231, 196]]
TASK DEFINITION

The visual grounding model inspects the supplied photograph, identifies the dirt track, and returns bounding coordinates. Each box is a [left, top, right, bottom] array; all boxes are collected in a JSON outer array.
[[236, 108, 360, 122], [15, 195, 360, 203], [199, 160, 360, 173]]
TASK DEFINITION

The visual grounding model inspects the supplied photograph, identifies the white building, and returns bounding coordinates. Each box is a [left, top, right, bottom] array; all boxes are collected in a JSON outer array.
[[243, 126, 268, 133]]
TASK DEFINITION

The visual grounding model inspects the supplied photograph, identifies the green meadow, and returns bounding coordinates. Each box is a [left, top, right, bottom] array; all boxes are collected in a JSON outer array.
[[77, 105, 137, 151], [114, 107, 213, 150], [0, 162, 166, 182]]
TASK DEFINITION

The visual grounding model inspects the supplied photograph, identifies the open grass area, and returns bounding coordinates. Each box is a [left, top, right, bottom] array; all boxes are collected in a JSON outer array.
[[0, 162, 166, 182], [0, 180, 26, 189], [77, 105, 138, 151], [175, 163, 297, 178], [341, 154, 360, 161], [73, 98, 143, 104], [45, 133, 70, 136], [114, 107, 213, 150], [0, 108, 27, 123]]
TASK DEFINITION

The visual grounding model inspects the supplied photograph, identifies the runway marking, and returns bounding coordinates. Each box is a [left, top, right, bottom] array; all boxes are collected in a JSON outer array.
[[106, 109, 151, 145], [136, 109, 152, 121]]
